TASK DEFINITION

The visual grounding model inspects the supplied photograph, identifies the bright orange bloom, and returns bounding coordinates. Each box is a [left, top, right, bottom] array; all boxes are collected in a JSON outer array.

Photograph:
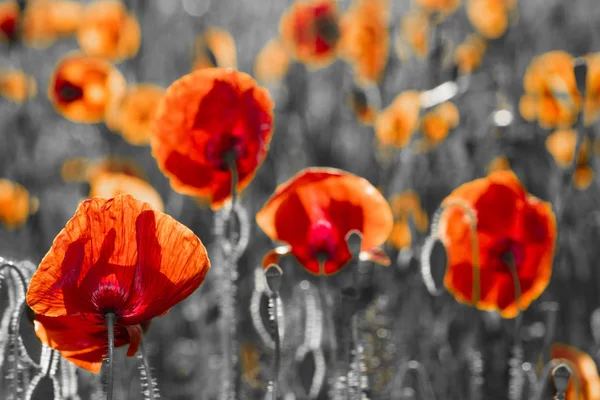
[[0, 69, 37, 104], [551, 344, 600, 400], [192, 27, 237, 71], [346, 82, 381, 125], [338, 0, 390, 84], [279, 0, 340, 68], [77, 0, 140, 62], [151, 68, 274, 210], [19, 0, 82, 47], [254, 38, 291, 86], [256, 168, 393, 275], [106, 84, 164, 146], [521, 51, 582, 129], [420, 101, 460, 147], [48, 52, 126, 123], [26, 194, 210, 373], [0, 1, 19, 42], [454, 34, 487, 74], [374, 90, 421, 148], [388, 190, 428, 250], [466, 0, 514, 39], [49, 0, 82, 36], [573, 164, 595, 191], [584, 52, 600, 126], [545, 129, 590, 169], [439, 170, 556, 318], [486, 156, 511, 175], [0, 179, 39, 230], [89, 172, 164, 212], [416, 0, 461, 16], [395, 10, 431, 62], [61, 156, 147, 184]]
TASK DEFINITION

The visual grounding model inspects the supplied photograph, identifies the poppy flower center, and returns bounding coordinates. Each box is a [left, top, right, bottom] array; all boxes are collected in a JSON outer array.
[[0, 15, 17, 40], [205, 132, 246, 171], [314, 14, 340, 46], [489, 238, 526, 270], [55, 78, 84, 103], [307, 218, 338, 261]]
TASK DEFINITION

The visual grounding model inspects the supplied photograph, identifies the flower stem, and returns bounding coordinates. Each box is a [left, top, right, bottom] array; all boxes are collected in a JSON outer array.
[[139, 339, 157, 400], [106, 312, 116, 400]]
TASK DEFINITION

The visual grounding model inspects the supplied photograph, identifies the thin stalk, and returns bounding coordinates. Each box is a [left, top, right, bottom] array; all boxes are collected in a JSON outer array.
[[506, 251, 524, 400], [265, 294, 281, 400], [106, 312, 116, 400], [139, 339, 157, 400], [0, 263, 29, 292]]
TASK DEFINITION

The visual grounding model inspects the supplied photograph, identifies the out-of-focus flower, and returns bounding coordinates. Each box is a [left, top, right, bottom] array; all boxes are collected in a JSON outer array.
[[584, 52, 600, 126], [395, 10, 430, 61], [454, 33, 487, 75], [545, 129, 589, 169], [486, 155, 511, 174], [77, 0, 140, 62], [521, 51, 582, 129], [387, 190, 428, 250], [339, 0, 390, 84], [551, 344, 600, 400], [256, 168, 393, 275], [0, 69, 37, 104], [106, 83, 164, 146], [151, 68, 274, 210], [48, 52, 126, 123], [0, 1, 19, 42], [573, 164, 595, 191], [61, 156, 147, 184], [466, 0, 517, 39], [346, 82, 381, 125], [27, 194, 210, 373], [416, 0, 462, 16], [439, 170, 556, 318], [374, 90, 421, 148], [20, 0, 81, 47], [89, 172, 164, 212], [420, 102, 460, 148], [279, 0, 340, 68], [0, 179, 39, 230], [254, 38, 291, 86], [49, 0, 82, 36], [192, 27, 237, 71]]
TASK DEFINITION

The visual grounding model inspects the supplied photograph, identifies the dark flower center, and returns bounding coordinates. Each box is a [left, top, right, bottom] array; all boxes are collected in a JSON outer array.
[[489, 238, 525, 271], [315, 15, 340, 45], [205, 132, 246, 171], [307, 219, 338, 261], [0, 15, 17, 41], [55, 78, 84, 103], [350, 87, 368, 111]]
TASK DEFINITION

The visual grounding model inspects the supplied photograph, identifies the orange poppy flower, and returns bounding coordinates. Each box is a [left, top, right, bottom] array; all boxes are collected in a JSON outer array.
[[0, 69, 37, 104], [388, 190, 428, 250], [486, 156, 511, 174], [374, 90, 421, 148], [522, 51, 582, 129], [454, 34, 487, 75], [20, 0, 56, 48], [49, 0, 82, 36], [77, 0, 140, 62], [0, 179, 39, 230], [192, 27, 237, 71], [395, 10, 430, 61], [0, 1, 19, 42], [416, 0, 462, 16], [573, 164, 595, 191], [151, 68, 274, 209], [89, 172, 164, 212], [545, 129, 590, 169], [26, 194, 210, 373], [551, 344, 600, 400], [279, 0, 340, 68], [420, 101, 460, 147], [48, 52, 126, 123], [256, 168, 393, 275], [61, 156, 147, 184], [584, 52, 600, 126], [346, 82, 381, 125], [466, 0, 512, 39], [439, 170, 556, 318], [338, 0, 390, 84], [254, 38, 291, 86], [106, 83, 164, 146]]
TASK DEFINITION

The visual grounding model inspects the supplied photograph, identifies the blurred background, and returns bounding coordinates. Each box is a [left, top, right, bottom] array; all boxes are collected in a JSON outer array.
[[2, 0, 600, 399]]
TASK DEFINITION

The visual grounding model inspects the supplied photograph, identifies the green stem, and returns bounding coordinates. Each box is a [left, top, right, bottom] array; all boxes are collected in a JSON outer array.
[[106, 312, 116, 400]]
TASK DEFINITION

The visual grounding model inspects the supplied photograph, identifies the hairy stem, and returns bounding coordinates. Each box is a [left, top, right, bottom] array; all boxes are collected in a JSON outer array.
[[106, 312, 116, 400], [139, 339, 157, 400]]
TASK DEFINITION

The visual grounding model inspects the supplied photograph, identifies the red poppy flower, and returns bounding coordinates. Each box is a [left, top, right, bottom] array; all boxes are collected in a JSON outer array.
[[279, 0, 341, 68], [256, 168, 393, 275], [151, 68, 274, 210], [26, 194, 210, 373], [438, 170, 556, 318], [0, 1, 19, 42]]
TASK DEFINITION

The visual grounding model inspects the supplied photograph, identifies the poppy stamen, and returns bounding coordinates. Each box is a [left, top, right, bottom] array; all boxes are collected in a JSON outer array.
[[105, 312, 116, 400], [308, 219, 338, 272], [56, 79, 84, 103]]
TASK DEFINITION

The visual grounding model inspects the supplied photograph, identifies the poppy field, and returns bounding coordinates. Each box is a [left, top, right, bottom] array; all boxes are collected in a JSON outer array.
[[1, 0, 600, 399]]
